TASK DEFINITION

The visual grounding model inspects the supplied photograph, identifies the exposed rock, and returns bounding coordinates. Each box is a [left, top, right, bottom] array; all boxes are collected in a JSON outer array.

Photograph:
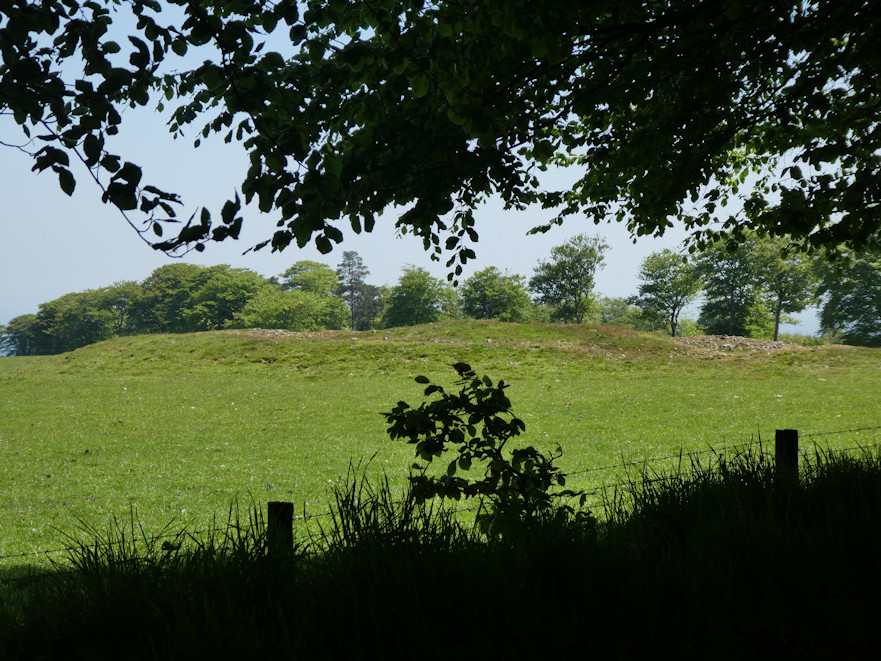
[[673, 334, 803, 358]]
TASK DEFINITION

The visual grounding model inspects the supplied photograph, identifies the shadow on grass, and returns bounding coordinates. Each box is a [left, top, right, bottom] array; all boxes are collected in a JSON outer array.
[[2, 447, 881, 659]]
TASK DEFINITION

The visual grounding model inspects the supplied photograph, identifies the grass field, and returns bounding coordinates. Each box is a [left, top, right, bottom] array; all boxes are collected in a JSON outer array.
[[1, 320, 879, 562]]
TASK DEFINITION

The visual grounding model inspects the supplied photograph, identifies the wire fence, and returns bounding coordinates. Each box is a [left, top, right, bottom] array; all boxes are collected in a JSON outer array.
[[2, 424, 879, 571], [565, 438, 774, 479], [800, 425, 881, 439], [566, 426, 881, 481]]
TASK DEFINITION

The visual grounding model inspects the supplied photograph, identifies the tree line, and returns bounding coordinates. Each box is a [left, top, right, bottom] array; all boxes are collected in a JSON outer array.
[[3, 235, 880, 356], [633, 235, 880, 347], [1, 252, 368, 356]]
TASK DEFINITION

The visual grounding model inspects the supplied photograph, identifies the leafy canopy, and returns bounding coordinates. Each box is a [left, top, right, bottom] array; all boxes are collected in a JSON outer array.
[[529, 234, 608, 324], [231, 286, 347, 331], [381, 266, 459, 328], [3, 1, 880, 263], [460, 267, 531, 323], [695, 238, 761, 336], [818, 253, 881, 347], [634, 249, 702, 337], [591, 296, 649, 332], [280, 260, 340, 298], [752, 236, 820, 340], [384, 363, 583, 522], [694, 233, 821, 339]]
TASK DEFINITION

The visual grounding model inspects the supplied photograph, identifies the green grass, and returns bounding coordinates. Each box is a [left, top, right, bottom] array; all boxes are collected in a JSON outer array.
[[1, 320, 879, 561]]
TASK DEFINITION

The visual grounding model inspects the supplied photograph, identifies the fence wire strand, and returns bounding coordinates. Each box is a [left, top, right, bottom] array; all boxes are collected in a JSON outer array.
[[565, 438, 776, 478], [800, 425, 881, 439]]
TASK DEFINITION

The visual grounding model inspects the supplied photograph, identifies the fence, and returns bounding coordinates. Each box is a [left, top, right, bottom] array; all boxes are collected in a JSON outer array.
[[564, 425, 881, 480], [2, 425, 880, 571]]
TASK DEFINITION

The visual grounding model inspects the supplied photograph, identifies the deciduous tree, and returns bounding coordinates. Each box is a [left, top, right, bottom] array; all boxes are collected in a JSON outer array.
[[753, 237, 820, 341], [132, 263, 215, 334], [818, 253, 881, 347], [593, 297, 648, 331], [4, 1, 879, 261], [132, 264, 270, 332], [99, 281, 143, 336], [183, 266, 271, 330], [280, 261, 339, 298], [230, 287, 347, 331], [3, 286, 139, 354], [0, 314, 39, 356], [460, 267, 531, 322], [529, 234, 607, 323], [381, 267, 460, 329], [634, 249, 702, 336], [696, 237, 760, 336], [32, 290, 116, 353]]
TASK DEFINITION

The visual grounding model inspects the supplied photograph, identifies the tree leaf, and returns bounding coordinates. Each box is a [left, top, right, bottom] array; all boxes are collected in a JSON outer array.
[[315, 235, 332, 254], [171, 38, 188, 57], [411, 74, 429, 98], [57, 168, 76, 196]]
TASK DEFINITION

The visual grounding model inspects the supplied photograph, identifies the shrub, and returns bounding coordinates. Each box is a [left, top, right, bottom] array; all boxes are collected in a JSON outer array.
[[383, 363, 587, 530]]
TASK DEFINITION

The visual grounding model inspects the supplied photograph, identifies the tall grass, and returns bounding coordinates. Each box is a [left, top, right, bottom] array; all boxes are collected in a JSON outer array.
[[2, 445, 880, 658], [315, 463, 470, 551]]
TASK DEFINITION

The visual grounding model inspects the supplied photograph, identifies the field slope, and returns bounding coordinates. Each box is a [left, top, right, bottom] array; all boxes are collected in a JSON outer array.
[[1, 320, 879, 560]]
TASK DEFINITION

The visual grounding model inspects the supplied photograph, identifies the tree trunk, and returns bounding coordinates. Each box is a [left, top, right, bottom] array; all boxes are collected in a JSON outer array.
[[728, 294, 737, 335]]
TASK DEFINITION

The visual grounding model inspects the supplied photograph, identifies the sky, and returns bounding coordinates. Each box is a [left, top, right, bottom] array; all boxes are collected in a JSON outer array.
[[1, 104, 819, 334]]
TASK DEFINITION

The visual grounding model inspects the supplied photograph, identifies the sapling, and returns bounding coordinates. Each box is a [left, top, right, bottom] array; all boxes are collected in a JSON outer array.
[[384, 363, 587, 530]]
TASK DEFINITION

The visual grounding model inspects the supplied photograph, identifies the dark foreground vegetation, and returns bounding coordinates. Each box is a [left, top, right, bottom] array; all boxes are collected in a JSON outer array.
[[1, 446, 879, 660]]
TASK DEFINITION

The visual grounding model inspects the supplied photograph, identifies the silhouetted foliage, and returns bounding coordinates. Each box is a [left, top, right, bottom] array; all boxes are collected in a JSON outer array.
[[385, 363, 583, 524], [5, 1, 879, 261]]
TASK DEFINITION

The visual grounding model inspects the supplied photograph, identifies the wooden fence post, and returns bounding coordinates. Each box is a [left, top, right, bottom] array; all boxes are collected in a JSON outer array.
[[267, 501, 294, 556], [775, 429, 799, 480]]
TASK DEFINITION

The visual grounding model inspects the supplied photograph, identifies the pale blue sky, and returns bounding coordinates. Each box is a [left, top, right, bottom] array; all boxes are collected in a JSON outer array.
[[1, 105, 819, 334]]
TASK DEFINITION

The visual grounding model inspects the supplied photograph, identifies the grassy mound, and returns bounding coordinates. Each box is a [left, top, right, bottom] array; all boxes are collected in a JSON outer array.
[[1, 320, 878, 561]]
